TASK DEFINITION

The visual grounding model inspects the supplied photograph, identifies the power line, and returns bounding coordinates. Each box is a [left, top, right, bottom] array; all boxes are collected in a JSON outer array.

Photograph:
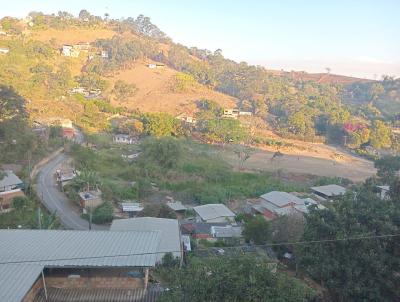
[[0, 233, 398, 266]]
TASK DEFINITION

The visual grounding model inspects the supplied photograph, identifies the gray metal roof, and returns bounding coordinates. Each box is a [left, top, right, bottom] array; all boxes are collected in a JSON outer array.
[[0, 230, 160, 268], [193, 204, 235, 221], [260, 191, 303, 207], [167, 201, 187, 211], [0, 264, 43, 302], [110, 217, 181, 261], [211, 225, 243, 238], [311, 184, 346, 197], [0, 170, 23, 190]]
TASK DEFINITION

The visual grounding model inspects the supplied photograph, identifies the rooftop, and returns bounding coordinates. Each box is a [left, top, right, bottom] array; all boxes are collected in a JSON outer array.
[[0, 264, 43, 302], [260, 191, 303, 207], [0, 229, 160, 268], [166, 201, 187, 212], [193, 204, 235, 221], [211, 225, 242, 238], [0, 170, 23, 190], [110, 217, 181, 261], [311, 184, 346, 197]]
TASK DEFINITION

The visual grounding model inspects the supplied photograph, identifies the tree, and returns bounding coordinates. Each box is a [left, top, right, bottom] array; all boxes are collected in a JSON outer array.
[[370, 120, 392, 149], [243, 216, 270, 245], [141, 113, 181, 137], [233, 144, 253, 169], [139, 203, 176, 219], [12, 196, 31, 210], [91, 201, 114, 224], [204, 119, 246, 143], [298, 186, 400, 301], [112, 80, 137, 101], [78, 9, 91, 21], [374, 155, 400, 181], [158, 256, 315, 302], [140, 137, 183, 170]]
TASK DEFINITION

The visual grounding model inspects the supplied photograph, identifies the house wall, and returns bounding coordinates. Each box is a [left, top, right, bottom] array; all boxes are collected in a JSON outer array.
[[44, 268, 144, 289], [204, 217, 235, 223], [0, 189, 25, 209], [22, 277, 43, 302]]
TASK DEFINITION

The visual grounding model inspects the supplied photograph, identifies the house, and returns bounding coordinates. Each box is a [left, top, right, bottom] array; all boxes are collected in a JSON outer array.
[[110, 217, 182, 262], [253, 191, 306, 220], [311, 184, 346, 200], [222, 108, 239, 119], [61, 45, 80, 57], [119, 202, 143, 217], [0, 229, 161, 302], [239, 111, 252, 116], [62, 128, 75, 140], [60, 119, 73, 128], [193, 204, 235, 223], [377, 185, 390, 200], [181, 222, 232, 239], [0, 171, 25, 210], [101, 50, 109, 59], [78, 190, 102, 209], [74, 42, 90, 51], [293, 197, 326, 214], [0, 47, 10, 54], [211, 225, 243, 241], [167, 201, 187, 213], [147, 63, 164, 69], [56, 168, 77, 184], [176, 113, 197, 125], [113, 134, 137, 144]]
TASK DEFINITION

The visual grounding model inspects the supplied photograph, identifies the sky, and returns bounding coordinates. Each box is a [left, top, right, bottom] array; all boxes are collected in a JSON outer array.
[[1, 0, 399, 79]]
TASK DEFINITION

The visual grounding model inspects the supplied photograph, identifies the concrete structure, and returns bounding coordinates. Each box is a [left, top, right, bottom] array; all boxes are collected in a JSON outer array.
[[377, 185, 390, 200], [0, 229, 161, 302], [62, 45, 80, 57], [110, 217, 182, 262], [0, 47, 10, 54], [0, 171, 24, 210], [211, 225, 242, 239], [311, 184, 346, 200], [222, 108, 239, 119], [78, 190, 103, 208], [193, 204, 235, 223], [113, 134, 137, 144]]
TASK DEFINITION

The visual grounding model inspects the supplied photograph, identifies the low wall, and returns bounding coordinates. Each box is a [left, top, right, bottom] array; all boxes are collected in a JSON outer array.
[[45, 276, 143, 289]]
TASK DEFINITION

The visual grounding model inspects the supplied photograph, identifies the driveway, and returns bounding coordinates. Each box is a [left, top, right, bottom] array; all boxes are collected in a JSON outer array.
[[36, 130, 108, 230]]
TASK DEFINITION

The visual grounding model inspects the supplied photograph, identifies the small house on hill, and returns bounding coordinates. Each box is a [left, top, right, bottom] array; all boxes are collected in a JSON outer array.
[[167, 201, 187, 213], [0, 47, 10, 54], [222, 108, 239, 119], [61, 45, 80, 57], [193, 204, 235, 223], [311, 184, 346, 200], [0, 171, 24, 210]]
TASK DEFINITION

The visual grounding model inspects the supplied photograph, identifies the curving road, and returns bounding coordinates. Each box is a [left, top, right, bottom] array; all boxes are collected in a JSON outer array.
[[36, 130, 108, 230]]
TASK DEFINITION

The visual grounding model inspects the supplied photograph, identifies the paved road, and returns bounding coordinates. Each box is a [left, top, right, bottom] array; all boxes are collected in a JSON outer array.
[[36, 130, 108, 230]]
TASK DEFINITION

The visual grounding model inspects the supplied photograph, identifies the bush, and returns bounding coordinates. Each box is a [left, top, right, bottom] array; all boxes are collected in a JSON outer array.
[[12, 196, 31, 210], [92, 201, 114, 224]]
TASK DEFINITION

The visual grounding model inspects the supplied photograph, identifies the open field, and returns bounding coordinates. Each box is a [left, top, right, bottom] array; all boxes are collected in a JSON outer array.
[[219, 146, 376, 182]]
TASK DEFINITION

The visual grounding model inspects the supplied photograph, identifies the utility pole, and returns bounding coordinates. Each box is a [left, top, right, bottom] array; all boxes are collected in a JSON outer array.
[[89, 206, 92, 231], [37, 207, 42, 229]]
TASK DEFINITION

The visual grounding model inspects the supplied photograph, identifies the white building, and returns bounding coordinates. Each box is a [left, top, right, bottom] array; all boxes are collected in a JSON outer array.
[[113, 134, 137, 145]]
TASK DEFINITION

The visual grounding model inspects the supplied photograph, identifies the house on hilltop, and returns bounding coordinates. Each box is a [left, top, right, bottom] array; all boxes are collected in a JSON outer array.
[[113, 134, 137, 145]]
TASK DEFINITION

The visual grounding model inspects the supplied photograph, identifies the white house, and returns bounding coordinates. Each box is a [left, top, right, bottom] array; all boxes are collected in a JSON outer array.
[[62, 45, 80, 57], [193, 204, 235, 223], [0, 48, 10, 54]]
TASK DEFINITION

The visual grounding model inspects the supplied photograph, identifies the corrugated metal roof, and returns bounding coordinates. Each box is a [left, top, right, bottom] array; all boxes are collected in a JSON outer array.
[[110, 218, 181, 261], [121, 203, 143, 212], [211, 225, 242, 238], [260, 191, 303, 207], [193, 204, 235, 221], [166, 201, 187, 211], [0, 170, 23, 190], [0, 264, 43, 302], [0, 230, 160, 268], [311, 184, 346, 197]]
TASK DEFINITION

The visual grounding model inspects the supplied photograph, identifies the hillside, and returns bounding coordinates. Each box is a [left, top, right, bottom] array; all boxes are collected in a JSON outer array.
[[106, 60, 237, 114]]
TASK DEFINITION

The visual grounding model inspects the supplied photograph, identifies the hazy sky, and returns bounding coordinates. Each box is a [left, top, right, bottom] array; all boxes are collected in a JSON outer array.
[[1, 0, 399, 79]]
